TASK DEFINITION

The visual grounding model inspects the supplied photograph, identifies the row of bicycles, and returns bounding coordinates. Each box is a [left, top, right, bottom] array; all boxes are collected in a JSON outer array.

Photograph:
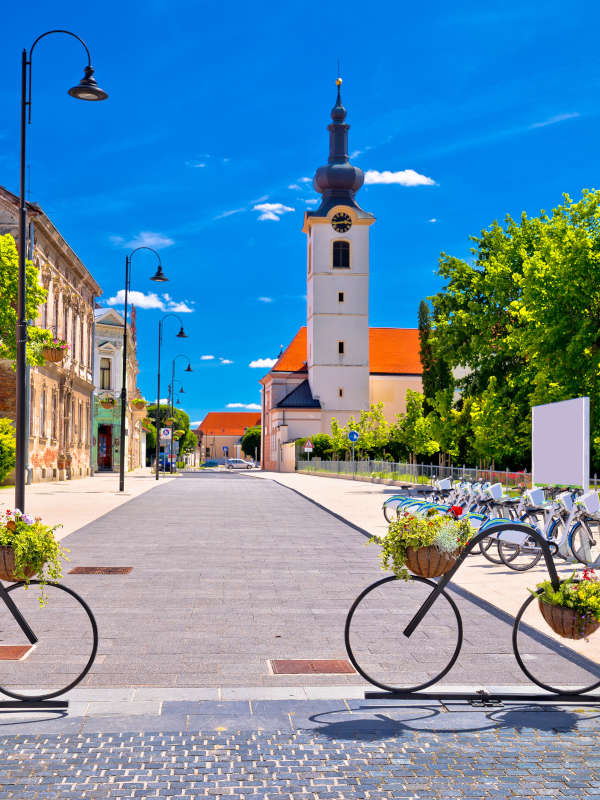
[[382, 479, 600, 571]]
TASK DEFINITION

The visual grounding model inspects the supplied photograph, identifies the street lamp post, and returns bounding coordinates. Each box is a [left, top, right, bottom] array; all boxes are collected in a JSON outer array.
[[119, 247, 167, 493], [16, 29, 108, 512], [169, 355, 192, 474], [155, 315, 187, 480]]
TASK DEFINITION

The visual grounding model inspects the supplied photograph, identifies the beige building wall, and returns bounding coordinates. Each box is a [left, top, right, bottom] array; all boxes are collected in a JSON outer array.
[[369, 375, 423, 419]]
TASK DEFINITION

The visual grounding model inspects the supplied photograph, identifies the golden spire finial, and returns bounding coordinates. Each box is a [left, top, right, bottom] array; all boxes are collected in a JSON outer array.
[[336, 77, 342, 87]]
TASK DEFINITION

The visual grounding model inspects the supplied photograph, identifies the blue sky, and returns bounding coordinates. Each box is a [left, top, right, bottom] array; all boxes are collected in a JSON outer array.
[[1, 1, 598, 426]]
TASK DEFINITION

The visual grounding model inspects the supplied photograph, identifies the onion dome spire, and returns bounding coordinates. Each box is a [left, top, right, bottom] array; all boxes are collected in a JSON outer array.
[[310, 78, 371, 217]]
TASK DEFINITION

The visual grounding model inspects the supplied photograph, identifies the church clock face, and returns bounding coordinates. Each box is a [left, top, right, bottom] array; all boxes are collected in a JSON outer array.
[[331, 212, 352, 233]]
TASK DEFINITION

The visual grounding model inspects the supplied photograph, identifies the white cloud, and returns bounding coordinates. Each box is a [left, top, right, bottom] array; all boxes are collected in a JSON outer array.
[[304, 198, 319, 206], [105, 290, 194, 313], [122, 231, 175, 248], [190, 421, 203, 427], [530, 112, 580, 129], [364, 169, 435, 187], [258, 296, 273, 303], [253, 202, 295, 221], [249, 357, 277, 369], [428, 218, 438, 223], [288, 184, 302, 191], [220, 358, 233, 364], [226, 402, 261, 410], [200, 355, 215, 360], [214, 207, 245, 220], [186, 161, 206, 168], [299, 177, 311, 183]]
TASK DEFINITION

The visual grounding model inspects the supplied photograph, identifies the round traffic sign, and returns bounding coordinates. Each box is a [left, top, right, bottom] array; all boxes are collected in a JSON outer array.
[[348, 430, 359, 443]]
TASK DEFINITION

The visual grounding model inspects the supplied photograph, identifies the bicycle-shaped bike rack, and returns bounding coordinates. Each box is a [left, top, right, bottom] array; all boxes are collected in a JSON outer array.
[[0, 579, 98, 710], [345, 522, 600, 705]]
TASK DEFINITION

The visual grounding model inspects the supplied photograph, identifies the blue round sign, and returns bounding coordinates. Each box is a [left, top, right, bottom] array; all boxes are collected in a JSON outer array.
[[348, 430, 359, 443]]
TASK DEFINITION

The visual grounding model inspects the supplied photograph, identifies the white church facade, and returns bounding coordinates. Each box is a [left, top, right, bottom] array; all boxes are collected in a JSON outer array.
[[260, 80, 422, 471]]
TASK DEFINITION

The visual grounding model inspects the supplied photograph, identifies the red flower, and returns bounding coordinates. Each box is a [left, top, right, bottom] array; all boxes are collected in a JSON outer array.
[[450, 505, 463, 518]]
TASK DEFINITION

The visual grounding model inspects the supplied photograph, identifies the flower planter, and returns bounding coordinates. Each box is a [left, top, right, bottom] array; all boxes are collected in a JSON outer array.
[[131, 401, 146, 411], [405, 545, 459, 578], [43, 347, 65, 363], [0, 546, 37, 583], [538, 598, 600, 640], [100, 400, 115, 410]]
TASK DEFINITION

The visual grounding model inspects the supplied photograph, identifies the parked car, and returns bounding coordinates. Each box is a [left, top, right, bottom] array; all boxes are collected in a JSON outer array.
[[226, 458, 255, 470], [200, 460, 220, 468]]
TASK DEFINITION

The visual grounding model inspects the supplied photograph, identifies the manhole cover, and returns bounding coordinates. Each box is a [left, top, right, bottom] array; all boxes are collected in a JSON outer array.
[[0, 645, 34, 661], [69, 567, 133, 575], [270, 659, 355, 675]]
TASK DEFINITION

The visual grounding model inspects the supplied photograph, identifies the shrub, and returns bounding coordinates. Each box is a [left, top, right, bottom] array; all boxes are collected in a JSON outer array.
[[0, 419, 16, 483]]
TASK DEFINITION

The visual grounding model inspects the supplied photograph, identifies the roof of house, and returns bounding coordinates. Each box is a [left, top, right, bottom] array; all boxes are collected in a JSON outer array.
[[197, 412, 261, 436], [269, 326, 421, 376], [277, 380, 321, 409]]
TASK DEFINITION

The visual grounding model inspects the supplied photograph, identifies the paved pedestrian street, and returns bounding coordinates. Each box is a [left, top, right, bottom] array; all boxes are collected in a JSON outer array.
[[0, 700, 600, 798], [1, 473, 600, 797]]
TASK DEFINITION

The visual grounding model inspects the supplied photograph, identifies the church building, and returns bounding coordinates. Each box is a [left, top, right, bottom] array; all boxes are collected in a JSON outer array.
[[260, 81, 422, 471]]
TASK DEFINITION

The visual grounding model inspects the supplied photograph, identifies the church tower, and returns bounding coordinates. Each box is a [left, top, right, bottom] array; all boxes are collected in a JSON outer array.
[[303, 79, 374, 425]]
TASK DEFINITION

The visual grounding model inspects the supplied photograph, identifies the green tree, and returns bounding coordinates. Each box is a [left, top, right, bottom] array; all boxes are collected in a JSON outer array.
[[430, 189, 600, 470], [0, 234, 51, 365], [419, 299, 452, 409], [397, 391, 439, 463], [356, 402, 389, 457], [179, 429, 197, 455], [0, 419, 16, 483], [241, 425, 261, 459], [330, 417, 350, 458]]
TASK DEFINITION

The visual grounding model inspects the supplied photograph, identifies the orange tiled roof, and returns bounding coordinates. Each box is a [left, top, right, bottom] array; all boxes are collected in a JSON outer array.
[[270, 326, 421, 375], [197, 412, 261, 436]]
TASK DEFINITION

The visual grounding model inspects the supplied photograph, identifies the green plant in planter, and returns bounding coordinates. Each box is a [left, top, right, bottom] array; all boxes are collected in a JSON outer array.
[[131, 398, 146, 409], [532, 569, 600, 621], [173, 429, 185, 440], [371, 512, 474, 580], [0, 508, 68, 606], [100, 394, 115, 407]]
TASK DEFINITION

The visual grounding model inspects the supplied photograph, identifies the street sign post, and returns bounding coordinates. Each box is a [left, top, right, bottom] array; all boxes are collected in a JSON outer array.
[[303, 439, 314, 462], [160, 428, 172, 440], [348, 430, 359, 477]]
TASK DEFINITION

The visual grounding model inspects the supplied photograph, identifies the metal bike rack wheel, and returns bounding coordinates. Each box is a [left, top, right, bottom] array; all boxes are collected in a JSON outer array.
[[0, 581, 99, 701], [344, 574, 463, 693], [512, 590, 600, 695]]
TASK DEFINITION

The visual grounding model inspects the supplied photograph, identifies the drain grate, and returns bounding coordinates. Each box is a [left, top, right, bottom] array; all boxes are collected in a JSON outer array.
[[69, 567, 133, 575], [270, 659, 355, 675], [0, 645, 34, 661]]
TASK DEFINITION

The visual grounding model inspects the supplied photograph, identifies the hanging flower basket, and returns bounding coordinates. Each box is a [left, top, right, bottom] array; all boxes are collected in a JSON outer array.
[[166, 417, 176, 426], [405, 545, 459, 579], [131, 398, 146, 411], [370, 511, 474, 581], [100, 395, 116, 410], [533, 571, 600, 640], [43, 339, 68, 363], [538, 599, 600, 640], [173, 429, 185, 440], [0, 509, 66, 604], [142, 418, 152, 432]]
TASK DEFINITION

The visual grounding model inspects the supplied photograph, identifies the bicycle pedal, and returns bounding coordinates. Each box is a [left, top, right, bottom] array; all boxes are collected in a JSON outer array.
[[469, 690, 504, 708]]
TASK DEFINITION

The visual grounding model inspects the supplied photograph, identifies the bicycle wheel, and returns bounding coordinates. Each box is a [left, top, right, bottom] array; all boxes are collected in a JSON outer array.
[[498, 534, 543, 571], [513, 590, 600, 694], [345, 575, 463, 692], [570, 520, 600, 567], [383, 504, 398, 523], [0, 581, 98, 701], [478, 537, 503, 563]]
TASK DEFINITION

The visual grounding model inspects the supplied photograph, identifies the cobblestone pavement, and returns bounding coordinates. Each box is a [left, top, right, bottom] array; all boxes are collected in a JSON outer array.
[[0, 699, 599, 798], [1, 472, 599, 692]]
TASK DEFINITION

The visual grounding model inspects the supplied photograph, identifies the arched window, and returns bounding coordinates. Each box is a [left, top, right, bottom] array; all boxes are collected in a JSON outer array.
[[332, 240, 350, 268]]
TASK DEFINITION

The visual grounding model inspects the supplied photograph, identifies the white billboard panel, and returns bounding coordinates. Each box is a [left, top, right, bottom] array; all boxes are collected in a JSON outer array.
[[532, 397, 589, 489]]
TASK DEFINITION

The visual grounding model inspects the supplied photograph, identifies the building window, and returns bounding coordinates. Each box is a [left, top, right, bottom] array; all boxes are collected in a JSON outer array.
[[80, 319, 84, 364], [78, 402, 83, 441], [54, 296, 60, 337], [333, 240, 350, 268], [338, 387, 344, 398], [100, 357, 111, 390], [88, 324, 93, 368], [51, 393, 57, 439], [73, 315, 78, 362], [308, 245, 312, 274], [40, 390, 46, 438], [338, 340, 345, 355], [41, 301, 47, 328], [338, 291, 344, 303]]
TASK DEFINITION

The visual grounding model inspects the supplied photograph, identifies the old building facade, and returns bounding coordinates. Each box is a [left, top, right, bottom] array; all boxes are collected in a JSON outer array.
[[0, 186, 100, 482], [92, 307, 147, 473]]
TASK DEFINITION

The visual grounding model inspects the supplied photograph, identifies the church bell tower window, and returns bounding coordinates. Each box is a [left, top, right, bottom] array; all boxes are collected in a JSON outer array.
[[332, 240, 350, 268]]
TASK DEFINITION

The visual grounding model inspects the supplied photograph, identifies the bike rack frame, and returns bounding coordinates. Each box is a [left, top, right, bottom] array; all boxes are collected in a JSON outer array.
[[349, 522, 600, 706]]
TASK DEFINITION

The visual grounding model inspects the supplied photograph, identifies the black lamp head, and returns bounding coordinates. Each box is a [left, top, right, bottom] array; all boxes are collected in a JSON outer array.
[[150, 265, 168, 283], [176, 326, 187, 338], [176, 398, 181, 405], [185, 363, 193, 372], [68, 66, 108, 101], [179, 386, 184, 393]]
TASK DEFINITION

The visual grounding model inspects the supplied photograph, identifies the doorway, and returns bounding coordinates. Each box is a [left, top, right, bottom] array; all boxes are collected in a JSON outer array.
[[98, 425, 113, 470]]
